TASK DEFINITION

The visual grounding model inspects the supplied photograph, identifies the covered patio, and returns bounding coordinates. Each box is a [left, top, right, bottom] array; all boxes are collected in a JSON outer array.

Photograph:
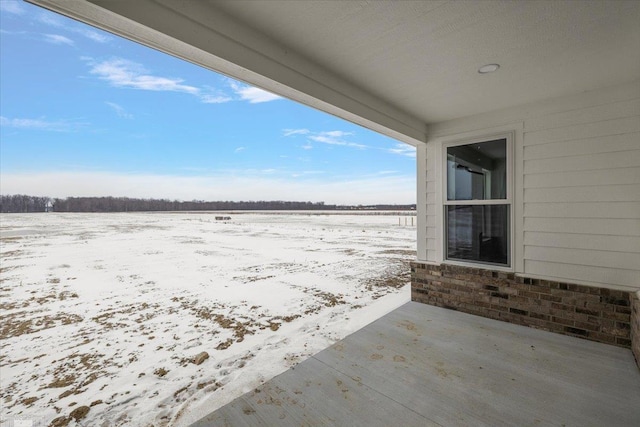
[[191, 302, 640, 426], [26, 1, 640, 425]]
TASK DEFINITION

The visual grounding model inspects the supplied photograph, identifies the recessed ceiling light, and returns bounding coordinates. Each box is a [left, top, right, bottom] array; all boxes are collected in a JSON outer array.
[[478, 63, 500, 74]]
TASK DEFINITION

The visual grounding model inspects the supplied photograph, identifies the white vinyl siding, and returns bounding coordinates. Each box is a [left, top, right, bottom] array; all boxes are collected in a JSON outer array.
[[521, 87, 640, 291], [423, 80, 640, 291], [424, 146, 439, 262]]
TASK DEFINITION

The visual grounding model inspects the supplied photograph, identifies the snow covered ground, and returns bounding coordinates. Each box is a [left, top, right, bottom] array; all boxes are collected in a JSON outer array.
[[0, 212, 415, 427]]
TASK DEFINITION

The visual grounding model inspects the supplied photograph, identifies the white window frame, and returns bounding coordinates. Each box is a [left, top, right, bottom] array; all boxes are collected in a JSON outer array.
[[441, 132, 514, 270]]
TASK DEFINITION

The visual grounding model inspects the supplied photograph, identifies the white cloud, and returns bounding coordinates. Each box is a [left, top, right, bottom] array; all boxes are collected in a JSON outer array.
[[282, 129, 310, 137], [234, 147, 246, 153], [200, 94, 233, 104], [44, 34, 74, 46], [105, 102, 133, 119], [37, 12, 111, 43], [37, 13, 64, 27], [89, 58, 200, 94], [0, 29, 20, 35], [308, 132, 366, 149], [387, 143, 416, 158], [0, 1, 25, 15], [0, 116, 80, 132], [92, 59, 196, 93], [0, 171, 416, 205], [323, 131, 352, 138], [229, 81, 282, 103], [86, 58, 236, 105], [284, 128, 366, 150], [76, 28, 110, 44], [86, 59, 280, 105]]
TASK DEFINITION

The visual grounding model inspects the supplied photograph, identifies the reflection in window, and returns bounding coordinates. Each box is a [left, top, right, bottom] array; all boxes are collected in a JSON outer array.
[[446, 205, 509, 265], [447, 139, 506, 200]]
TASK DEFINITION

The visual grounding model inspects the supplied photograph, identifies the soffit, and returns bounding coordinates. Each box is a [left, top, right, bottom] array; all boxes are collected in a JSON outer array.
[[210, 0, 640, 124]]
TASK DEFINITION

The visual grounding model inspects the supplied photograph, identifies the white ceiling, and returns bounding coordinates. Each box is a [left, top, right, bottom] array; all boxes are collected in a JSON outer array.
[[209, 0, 640, 123], [30, 0, 640, 144]]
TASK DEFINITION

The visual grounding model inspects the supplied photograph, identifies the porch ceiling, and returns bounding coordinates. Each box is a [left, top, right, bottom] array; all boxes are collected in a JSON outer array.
[[29, 0, 640, 144]]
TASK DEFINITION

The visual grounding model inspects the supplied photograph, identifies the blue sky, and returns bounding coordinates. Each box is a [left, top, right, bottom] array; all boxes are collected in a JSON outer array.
[[0, 1, 415, 204]]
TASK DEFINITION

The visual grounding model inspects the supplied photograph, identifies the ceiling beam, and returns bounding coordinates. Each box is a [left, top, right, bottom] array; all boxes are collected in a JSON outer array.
[[28, 0, 427, 146]]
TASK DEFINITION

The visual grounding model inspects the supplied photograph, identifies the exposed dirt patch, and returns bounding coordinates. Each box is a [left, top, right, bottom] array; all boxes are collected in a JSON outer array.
[[0, 250, 25, 259], [362, 261, 411, 299], [154, 368, 169, 378], [1, 311, 83, 339], [0, 265, 22, 275], [69, 405, 90, 421]]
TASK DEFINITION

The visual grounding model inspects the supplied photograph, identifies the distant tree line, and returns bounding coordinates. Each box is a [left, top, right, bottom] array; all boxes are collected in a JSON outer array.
[[51, 197, 330, 212], [1, 195, 416, 213], [0, 194, 51, 213]]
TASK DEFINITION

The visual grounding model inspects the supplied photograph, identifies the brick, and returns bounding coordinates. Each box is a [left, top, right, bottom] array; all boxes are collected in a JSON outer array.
[[505, 296, 526, 306], [602, 311, 631, 322], [568, 294, 601, 304], [616, 321, 631, 330], [518, 290, 540, 299], [540, 294, 562, 303], [616, 337, 632, 347], [588, 332, 617, 344], [601, 295, 630, 306], [550, 308, 576, 320], [616, 305, 632, 315], [576, 307, 599, 316], [550, 288, 574, 298], [574, 321, 600, 332], [601, 326, 630, 338], [546, 322, 566, 333], [599, 318, 614, 328], [574, 313, 599, 324], [551, 302, 573, 311], [474, 300, 491, 309], [552, 316, 574, 327], [529, 312, 550, 321], [491, 291, 509, 299], [565, 327, 588, 337], [411, 263, 636, 349]]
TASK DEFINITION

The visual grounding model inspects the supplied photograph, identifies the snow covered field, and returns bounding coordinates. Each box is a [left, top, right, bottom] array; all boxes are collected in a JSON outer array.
[[0, 212, 415, 426]]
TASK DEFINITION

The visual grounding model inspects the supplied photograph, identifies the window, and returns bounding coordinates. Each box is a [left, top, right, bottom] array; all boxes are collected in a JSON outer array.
[[444, 136, 511, 267]]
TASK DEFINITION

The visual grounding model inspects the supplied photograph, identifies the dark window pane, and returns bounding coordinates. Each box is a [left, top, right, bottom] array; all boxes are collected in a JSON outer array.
[[446, 205, 509, 265], [447, 138, 506, 200]]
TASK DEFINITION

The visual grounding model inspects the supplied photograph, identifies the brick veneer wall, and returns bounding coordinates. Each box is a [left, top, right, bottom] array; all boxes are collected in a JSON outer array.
[[632, 292, 640, 368], [411, 262, 632, 348]]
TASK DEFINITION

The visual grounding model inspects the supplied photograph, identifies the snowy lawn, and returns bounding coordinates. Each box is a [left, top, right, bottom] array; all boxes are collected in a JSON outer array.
[[0, 212, 415, 426]]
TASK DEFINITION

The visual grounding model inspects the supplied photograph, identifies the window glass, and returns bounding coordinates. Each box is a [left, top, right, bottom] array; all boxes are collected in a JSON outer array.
[[446, 205, 509, 265], [447, 138, 506, 200]]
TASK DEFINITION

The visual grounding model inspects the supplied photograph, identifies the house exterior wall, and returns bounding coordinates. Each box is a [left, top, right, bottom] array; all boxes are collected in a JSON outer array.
[[417, 80, 640, 291], [414, 80, 640, 351]]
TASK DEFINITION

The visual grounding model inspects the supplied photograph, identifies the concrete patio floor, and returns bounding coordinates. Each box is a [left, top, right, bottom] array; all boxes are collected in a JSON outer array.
[[190, 302, 640, 426]]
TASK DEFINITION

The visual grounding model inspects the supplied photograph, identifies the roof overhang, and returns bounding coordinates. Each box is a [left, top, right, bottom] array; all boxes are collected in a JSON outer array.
[[27, 0, 640, 146]]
